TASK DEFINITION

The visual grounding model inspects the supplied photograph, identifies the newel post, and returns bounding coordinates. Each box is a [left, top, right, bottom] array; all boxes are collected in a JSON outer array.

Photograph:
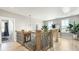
[[35, 30, 42, 51]]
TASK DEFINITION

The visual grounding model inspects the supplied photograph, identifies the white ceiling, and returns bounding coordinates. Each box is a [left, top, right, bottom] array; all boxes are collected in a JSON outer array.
[[0, 7, 79, 20]]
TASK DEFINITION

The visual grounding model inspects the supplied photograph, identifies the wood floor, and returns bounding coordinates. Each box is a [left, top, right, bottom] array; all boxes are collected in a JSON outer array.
[[1, 42, 29, 51], [48, 38, 79, 51], [1, 37, 79, 51]]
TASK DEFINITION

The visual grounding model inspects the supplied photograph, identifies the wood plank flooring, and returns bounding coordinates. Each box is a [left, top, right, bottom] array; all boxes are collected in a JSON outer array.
[[1, 42, 28, 51], [1, 38, 79, 51], [1, 33, 79, 51]]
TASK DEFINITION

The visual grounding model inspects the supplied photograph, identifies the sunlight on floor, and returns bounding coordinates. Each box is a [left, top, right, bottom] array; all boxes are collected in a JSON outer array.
[[1, 38, 79, 51], [1, 42, 29, 51]]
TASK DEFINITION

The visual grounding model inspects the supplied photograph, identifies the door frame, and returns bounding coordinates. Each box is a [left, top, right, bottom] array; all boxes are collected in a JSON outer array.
[[0, 16, 16, 44]]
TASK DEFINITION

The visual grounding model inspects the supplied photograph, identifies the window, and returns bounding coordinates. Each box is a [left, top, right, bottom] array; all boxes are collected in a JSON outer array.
[[48, 21, 53, 30], [61, 19, 69, 32]]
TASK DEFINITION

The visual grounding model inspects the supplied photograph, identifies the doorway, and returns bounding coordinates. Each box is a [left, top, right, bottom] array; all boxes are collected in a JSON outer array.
[[0, 17, 15, 43]]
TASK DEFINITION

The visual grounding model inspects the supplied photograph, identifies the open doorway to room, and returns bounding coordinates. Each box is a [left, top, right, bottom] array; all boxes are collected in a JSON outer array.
[[1, 17, 15, 43]]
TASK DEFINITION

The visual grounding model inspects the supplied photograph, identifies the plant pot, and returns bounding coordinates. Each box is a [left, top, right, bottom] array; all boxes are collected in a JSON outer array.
[[73, 34, 77, 40]]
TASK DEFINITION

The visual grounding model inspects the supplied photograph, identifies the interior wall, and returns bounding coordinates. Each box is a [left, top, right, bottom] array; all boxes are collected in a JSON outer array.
[[69, 15, 79, 24], [8, 20, 14, 40], [0, 9, 43, 43], [43, 15, 79, 33], [0, 19, 1, 44], [0, 9, 43, 31], [53, 15, 79, 26]]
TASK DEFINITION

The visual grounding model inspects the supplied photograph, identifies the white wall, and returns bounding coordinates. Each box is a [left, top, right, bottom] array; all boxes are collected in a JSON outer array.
[[0, 9, 43, 44], [0, 19, 1, 44], [44, 15, 79, 33], [53, 15, 79, 25], [0, 9, 43, 31]]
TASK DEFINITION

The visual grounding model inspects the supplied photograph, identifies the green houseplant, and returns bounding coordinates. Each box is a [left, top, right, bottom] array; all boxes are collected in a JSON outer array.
[[42, 25, 48, 32], [67, 21, 79, 39]]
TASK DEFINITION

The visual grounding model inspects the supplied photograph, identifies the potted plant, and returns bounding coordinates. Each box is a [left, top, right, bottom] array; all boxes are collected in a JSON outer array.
[[52, 24, 56, 28], [67, 21, 79, 39], [42, 25, 48, 32]]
